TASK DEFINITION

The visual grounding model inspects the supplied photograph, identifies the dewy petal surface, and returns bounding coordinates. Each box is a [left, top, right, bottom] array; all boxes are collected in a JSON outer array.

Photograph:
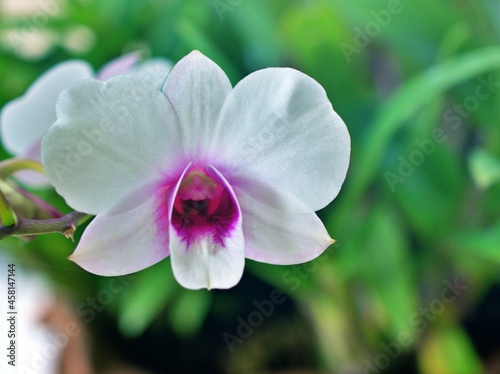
[[1, 60, 93, 156], [42, 75, 186, 215], [69, 189, 170, 276], [169, 164, 245, 290], [213, 68, 350, 212], [163, 51, 232, 160], [234, 187, 333, 264]]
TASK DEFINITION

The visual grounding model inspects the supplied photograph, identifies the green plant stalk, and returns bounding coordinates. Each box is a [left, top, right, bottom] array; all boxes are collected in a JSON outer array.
[[0, 188, 17, 227], [0, 211, 91, 240], [0, 158, 45, 178], [11, 183, 62, 218]]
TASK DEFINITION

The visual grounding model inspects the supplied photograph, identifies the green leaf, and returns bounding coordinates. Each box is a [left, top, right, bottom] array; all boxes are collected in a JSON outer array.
[[337, 0, 463, 66], [169, 289, 212, 337], [118, 261, 175, 337], [448, 222, 500, 263], [468, 148, 500, 189], [390, 145, 464, 238], [418, 325, 481, 374], [228, 0, 281, 69], [334, 46, 500, 226], [360, 204, 417, 340]]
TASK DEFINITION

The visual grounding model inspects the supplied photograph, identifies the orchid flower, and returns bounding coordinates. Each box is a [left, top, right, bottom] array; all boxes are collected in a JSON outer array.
[[1, 54, 172, 186], [41, 51, 350, 290]]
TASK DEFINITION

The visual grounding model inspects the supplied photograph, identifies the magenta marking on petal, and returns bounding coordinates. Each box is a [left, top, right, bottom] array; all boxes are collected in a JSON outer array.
[[170, 165, 239, 251]]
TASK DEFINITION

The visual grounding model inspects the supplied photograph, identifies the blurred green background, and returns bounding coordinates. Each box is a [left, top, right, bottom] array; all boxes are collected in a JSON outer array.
[[1, 0, 500, 373]]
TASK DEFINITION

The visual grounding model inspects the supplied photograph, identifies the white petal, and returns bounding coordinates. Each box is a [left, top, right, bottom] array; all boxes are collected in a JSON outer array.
[[134, 58, 173, 89], [213, 68, 350, 212], [235, 187, 333, 265], [97, 52, 140, 80], [169, 164, 245, 290], [1, 60, 93, 156], [163, 51, 232, 160], [42, 75, 186, 215], [69, 188, 170, 276]]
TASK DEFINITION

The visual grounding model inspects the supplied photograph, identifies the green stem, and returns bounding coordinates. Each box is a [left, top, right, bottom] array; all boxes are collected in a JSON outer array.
[[0, 189, 17, 227], [0, 211, 91, 240], [11, 184, 62, 218], [0, 158, 45, 178]]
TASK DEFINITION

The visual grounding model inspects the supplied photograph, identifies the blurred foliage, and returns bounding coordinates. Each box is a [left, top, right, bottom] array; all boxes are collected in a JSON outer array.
[[1, 0, 500, 373]]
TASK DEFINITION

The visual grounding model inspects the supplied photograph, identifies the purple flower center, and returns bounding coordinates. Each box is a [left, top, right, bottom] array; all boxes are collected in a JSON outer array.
[[171, 167, 238, 249]]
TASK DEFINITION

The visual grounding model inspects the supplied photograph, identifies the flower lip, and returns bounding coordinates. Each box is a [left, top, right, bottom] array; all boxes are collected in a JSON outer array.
[[171, 165, 239, 250]]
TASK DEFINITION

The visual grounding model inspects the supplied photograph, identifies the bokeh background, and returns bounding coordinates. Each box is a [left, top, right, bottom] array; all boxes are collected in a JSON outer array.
[[1, 0, 500, 373]]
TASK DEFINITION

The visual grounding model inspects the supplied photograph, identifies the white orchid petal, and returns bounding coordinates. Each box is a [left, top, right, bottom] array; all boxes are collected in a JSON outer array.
[[1, 60, 93, 156], [42, 75, 186, 214], [134, 58, 173, 89], [214, 68, 350, 212], [70, 189, 170, 276], [236, 187, 333, 264], [170, 233, 245, 290], [163, 51, 232, 160], [169, 164, 245, 290]]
